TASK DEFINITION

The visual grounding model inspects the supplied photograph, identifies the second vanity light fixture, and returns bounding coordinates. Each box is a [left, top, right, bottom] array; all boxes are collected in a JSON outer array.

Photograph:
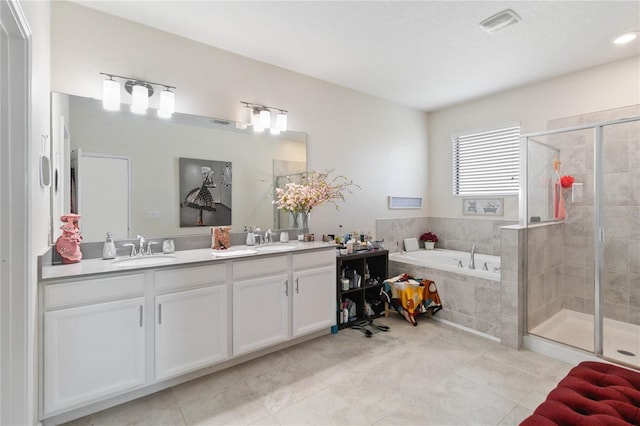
[[101, 72, 176, 118], [237, 101, 288, 135]]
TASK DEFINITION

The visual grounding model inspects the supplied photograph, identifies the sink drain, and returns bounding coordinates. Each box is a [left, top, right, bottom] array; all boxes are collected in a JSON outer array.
[[617, 349, 636, 357]]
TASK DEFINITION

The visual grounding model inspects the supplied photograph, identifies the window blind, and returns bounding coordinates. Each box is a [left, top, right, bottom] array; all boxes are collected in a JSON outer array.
[[452, 125, 520, 195]]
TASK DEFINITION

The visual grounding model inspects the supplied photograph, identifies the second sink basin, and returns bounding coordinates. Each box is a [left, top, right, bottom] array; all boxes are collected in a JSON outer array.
[[212, 249, 258, 258], [256, 244, 297, 253], [112, 255, 177, 267]]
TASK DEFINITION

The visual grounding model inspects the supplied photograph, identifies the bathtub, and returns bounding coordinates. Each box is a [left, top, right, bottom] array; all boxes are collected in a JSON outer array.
[[389, 249, 501, 281], [389, 248, 503, 339]]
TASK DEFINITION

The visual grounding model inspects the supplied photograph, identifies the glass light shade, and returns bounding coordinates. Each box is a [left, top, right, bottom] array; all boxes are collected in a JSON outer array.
[[252, 109, 264, 132], [102, 79, 121, 111], [239, 105, 253, 125], [259, 109, 271, 129], [131, 84, 149, 114], [158, 90, 175, 118], [277, 112, 288, 132]]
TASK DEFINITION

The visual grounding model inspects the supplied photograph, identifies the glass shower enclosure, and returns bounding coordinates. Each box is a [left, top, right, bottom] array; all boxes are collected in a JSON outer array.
[[522, 110, 639, 369]]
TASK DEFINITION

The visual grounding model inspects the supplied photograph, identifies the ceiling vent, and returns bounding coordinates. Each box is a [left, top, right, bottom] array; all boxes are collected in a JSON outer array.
[[479, 9, 521, 34]]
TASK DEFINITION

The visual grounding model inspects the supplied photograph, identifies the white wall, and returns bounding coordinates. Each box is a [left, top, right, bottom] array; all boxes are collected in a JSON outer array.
[[429, 56, 640, 221], [50, 1, 430, 239]]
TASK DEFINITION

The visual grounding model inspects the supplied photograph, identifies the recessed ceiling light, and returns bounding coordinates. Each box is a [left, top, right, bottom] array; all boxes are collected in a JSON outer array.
[[614, 32, 638, 45]]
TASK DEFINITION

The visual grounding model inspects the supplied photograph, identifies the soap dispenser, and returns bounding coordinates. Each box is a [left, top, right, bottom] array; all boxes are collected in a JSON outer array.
[[102, 232, 117, 259], [246, 226, 256, 246]]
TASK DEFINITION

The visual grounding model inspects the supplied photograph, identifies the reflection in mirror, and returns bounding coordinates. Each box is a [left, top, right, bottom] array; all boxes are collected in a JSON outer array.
[[50, 93, 306, 244]]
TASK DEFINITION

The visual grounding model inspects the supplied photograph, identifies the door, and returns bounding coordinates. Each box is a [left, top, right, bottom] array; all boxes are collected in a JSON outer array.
[[600, 119, 640, 368], [233, 274, 288, 356], [0, 2, 30, 424], [73, 150, 130, 241], [292, 266, 336, 337], [44, 297, 146, 414], [155, 285, 228, 381]]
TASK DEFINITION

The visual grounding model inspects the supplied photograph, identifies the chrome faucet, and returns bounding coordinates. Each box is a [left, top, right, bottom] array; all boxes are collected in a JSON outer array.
[[264, 228, 274, 244], [469, 244, 477, 269], [146, 241, 159, 255], [137, 235, 146, 255], [123, 243, 137, 257]]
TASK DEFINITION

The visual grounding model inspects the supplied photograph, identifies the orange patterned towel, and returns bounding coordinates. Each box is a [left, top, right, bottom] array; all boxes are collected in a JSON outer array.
[[383, 274, 442, 326]]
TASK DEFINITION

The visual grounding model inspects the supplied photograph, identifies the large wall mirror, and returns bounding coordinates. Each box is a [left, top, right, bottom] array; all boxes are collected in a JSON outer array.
[[50, 93, 307, 244]]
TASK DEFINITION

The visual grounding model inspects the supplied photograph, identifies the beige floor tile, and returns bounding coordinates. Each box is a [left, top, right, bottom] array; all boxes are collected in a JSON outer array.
[[498, 405, 534, 425], [178, 382, 270, 425], [457, 354, 544, 401], [244, 362, 327, 413], [60, 320, 579, 426], [171, 365, 245, 406], [80, 389, 185, 426], [417, 374, 519, 425]]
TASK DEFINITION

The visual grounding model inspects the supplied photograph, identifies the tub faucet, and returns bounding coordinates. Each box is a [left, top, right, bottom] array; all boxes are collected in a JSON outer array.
[[469, 244, 477, 270]]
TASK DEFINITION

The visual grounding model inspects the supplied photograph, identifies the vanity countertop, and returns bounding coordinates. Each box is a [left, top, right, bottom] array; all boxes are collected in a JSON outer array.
[[41, 241, 336, 282]]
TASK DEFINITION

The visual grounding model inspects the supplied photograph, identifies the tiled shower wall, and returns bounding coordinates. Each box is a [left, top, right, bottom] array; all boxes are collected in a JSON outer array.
[[526, 222, 564, 330], [376, 217, 516, 256], [545, 105, 640, 325]]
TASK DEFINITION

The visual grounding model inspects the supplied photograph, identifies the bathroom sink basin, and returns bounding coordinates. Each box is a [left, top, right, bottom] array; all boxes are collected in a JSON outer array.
[[212, 249, 258, 257], [112, 255, 177, 267], [256, 244, 297, 253]]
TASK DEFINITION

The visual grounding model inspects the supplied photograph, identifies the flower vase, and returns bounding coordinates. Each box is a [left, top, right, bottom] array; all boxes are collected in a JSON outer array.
[[424, 241, 435, 250], [291, 211, 300, 229], [297, 211, 309, 241]]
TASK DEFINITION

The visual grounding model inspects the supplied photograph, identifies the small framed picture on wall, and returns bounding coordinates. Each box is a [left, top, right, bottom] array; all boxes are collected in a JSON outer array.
[[463, 198, 504, 216]]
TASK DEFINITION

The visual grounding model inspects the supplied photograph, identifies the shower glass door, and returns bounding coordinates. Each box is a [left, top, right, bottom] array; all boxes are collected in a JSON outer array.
[[525, 127, 597, 354], [524, 110, 639, 370], [600, 119, 640, 368]]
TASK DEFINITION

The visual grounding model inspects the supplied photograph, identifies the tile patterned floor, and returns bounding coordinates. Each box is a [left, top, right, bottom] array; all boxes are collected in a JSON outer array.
[[63, 316, 575, 426]]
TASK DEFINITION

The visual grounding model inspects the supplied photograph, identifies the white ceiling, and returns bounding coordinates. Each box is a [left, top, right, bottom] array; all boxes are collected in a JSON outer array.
[[73, 1, 640, 112]]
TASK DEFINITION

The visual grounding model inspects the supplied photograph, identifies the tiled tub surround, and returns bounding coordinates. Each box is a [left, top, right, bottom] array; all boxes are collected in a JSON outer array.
[[545, 105, 640, 325], [378, 217, 520, 348], [376, 217, 516, 256], [389, 251, 502, 341]]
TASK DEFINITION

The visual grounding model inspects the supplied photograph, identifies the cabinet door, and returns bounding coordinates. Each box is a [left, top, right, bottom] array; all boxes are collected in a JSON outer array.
[[292, 266, 336, 337], [44, 297, 145, 415], [155, 285, 228, 381], [233, 274, 288, 356]]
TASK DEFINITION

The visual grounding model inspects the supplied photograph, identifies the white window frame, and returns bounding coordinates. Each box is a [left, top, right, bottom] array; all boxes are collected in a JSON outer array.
[[452, 123, 520, 196]]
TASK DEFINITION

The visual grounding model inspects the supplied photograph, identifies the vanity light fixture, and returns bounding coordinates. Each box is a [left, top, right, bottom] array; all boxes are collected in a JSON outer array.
[[100, 73, 176, 117], [239, 101, 288, 134]]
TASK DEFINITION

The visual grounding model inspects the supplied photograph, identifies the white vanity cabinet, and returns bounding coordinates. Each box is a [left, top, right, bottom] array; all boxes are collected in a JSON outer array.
[[40, 245, 337, 424], [232, 256, 289, 356], [291, 251, 336, 337], [153, 264, 228, 381], [43, 274, 146, 415]]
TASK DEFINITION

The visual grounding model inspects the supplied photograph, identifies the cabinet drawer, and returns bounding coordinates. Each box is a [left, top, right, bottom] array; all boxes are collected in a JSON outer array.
[[45, 274, 145, 310], [233, 256, 287, 280], [292, 249, 335, 270], [154, 264, 227, 292]]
